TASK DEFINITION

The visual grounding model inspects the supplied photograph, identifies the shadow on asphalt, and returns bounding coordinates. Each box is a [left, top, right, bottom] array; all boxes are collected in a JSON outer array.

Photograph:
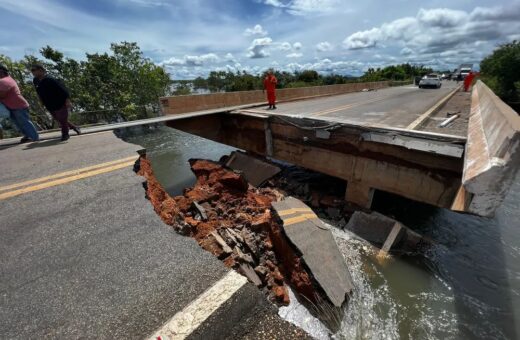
[[24, 138, 64, 149]]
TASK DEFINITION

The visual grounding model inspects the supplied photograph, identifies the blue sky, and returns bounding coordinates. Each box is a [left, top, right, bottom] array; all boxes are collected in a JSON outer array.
[[1, 0, 519, 79]]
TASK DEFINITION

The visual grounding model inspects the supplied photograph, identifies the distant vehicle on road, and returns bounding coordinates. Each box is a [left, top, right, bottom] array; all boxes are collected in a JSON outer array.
[[419, 74, 442, 89]]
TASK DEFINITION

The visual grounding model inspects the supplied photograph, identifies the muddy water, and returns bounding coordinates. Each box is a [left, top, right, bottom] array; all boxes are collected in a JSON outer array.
[[118, 125, 519, 340]]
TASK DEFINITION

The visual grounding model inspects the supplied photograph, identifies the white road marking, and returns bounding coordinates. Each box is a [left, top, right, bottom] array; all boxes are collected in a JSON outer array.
[[148, 270, 248, 340]]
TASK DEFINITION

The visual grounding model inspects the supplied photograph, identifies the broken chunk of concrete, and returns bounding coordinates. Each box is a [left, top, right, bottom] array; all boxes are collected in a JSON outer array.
[[227, 228, 245, 244], [272, 196, 354, 308], [345, 211, 401, 245], [225, 151, 281, 187], [241, 229, 260, 258], [239, 263, 263, 287], [345, 211, 431, 255], [191, 201, 208, 221], [222, 229, 238, 247], [234, 246, 254, 265], [210, 231, 232, 254], [254, 265, 269, 279]]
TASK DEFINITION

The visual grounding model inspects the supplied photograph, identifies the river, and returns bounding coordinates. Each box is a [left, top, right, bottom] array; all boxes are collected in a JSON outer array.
[[118, 125, 519, 340]]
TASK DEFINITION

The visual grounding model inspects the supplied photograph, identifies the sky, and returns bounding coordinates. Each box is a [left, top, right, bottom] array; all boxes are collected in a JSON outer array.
[[0, 0, 519, 79]]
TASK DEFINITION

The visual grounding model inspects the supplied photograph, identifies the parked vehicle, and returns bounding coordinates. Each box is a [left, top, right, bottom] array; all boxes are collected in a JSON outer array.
[[419, 74, 442, 89]]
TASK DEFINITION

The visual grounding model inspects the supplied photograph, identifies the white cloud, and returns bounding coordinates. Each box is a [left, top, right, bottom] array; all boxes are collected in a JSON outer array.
[[286, 52, 303, 58], [470, 3, 520, 21], [293, 42, 302, 50], [343, 5, 520, 53], [161, 53, 220, 67], [278, 42, 292, 51], [416, 8, 466, 28], [247, 37, 273, 58], [285, 58, 364, 74], [224, 53, 236, 62], [316, 41, 333, 52], [343, 28, 381, 49], [244, 24, 268, 36]]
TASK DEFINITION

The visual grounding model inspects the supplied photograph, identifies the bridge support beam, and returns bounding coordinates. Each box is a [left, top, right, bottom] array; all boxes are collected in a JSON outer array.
[[167, 112, 465, 209], [345, 182, 375, 209]]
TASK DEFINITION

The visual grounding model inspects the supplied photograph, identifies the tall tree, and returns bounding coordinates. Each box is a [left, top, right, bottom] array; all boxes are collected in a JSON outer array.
[[480, 40, 520, 104]]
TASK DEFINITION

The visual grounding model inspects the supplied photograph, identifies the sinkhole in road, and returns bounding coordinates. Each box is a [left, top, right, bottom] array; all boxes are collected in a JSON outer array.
[[135, 153, 352, 333], [120, 125, 520, 339]]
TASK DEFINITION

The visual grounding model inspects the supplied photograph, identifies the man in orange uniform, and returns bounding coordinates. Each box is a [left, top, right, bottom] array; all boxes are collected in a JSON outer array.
[[463, 71, 475, 92], [263, 70, 278, 109]]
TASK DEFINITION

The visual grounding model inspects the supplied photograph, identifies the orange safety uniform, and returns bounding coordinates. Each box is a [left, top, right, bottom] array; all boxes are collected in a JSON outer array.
[[263, 74, 277, 105], [464, 72, 475, 92]]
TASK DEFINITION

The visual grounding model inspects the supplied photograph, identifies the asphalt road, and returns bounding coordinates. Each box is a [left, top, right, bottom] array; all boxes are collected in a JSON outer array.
[[264, 81, 459, 128], [0, 132, 304, 339]]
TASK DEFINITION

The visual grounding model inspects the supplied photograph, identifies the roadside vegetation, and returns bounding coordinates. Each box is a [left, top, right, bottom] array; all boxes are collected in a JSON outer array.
[[188, 64, 430, 94], [479, 41, 520, 109]]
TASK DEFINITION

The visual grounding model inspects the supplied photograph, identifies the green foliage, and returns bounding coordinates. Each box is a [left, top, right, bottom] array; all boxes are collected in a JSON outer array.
[[1, 42, 172, 131], [173, 83, 192, 95], [361, 63, 432, 82], [480, 41, 520, 103]]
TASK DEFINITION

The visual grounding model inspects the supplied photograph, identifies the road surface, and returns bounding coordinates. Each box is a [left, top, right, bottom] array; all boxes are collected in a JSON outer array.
[[244, 81, 460, 129], [0, 132, 308, 339]]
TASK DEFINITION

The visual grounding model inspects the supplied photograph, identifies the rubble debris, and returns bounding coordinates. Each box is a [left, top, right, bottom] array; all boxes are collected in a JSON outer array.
[[192, 201, 208, 221], [211, 231, 233, 254], [345, 211, 431, 255], [225, 151, 281, 187], [239, 263, 263, 287], [136, 155, 321, 306], [439, 114, 459, 128], [272, 197, 354, 308]]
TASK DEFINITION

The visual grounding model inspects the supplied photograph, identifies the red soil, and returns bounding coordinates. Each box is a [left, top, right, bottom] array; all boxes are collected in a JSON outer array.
[[137, 155, 317, 305]]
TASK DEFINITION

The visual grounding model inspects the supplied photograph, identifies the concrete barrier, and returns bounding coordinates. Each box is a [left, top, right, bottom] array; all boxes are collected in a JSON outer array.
[[462, 80, 520, 216], [160, 81, 389, 115]]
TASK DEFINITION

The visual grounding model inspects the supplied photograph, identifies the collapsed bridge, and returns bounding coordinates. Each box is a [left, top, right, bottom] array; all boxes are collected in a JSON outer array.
[[159, 80, 519, 217]]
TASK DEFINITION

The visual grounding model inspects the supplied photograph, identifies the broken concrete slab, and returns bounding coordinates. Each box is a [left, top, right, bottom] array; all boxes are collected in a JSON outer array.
[[345, 211, 431, 255], [192, 201, 208, 221], [345, 211, 404, 245], [272, 196, 354, 308], [240, 263, 263, 287], [211, 231, 233, 254], [226, 151, 281, 187], [234, 246, 255, 265]]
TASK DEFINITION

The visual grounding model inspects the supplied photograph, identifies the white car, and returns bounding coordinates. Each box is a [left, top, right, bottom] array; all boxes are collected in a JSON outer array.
[[419, 74, 442, 89]]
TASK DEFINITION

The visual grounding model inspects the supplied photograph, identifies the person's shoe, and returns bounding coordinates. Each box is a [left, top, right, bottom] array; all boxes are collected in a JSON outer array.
[[272, 105, 277, 110], [267, 105, 272, 110], [73, 126, 82, 135], [20, 136, 31, 143], [61, 134, 70, 141]]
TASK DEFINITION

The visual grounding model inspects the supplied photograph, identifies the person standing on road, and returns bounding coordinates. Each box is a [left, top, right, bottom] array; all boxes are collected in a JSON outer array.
[[263, 70, 278, 110], [31, 64, 80, 141], [0, 63, 39, 143], [463, 71, 475, 92]]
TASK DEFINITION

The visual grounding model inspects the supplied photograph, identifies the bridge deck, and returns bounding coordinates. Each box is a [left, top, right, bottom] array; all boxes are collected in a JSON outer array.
[[235, 81, 462, 131]]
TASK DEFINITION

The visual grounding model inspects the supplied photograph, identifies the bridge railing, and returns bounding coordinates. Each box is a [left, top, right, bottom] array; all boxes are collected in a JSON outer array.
[[159, 81, 389, 115], [461, 80, 520, 216]]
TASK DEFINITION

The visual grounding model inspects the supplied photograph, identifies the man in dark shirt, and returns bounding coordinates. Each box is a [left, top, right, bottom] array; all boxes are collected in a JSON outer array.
[[31, 64, 80, 141]]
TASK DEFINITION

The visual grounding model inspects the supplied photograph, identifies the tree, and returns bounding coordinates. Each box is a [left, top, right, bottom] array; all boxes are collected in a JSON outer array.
[[480, 41, 520, 104], [1, 42, 172, 131]]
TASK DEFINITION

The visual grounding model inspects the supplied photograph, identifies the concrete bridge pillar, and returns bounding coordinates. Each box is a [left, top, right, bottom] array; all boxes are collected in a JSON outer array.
[[345, 181, 375, 209]]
